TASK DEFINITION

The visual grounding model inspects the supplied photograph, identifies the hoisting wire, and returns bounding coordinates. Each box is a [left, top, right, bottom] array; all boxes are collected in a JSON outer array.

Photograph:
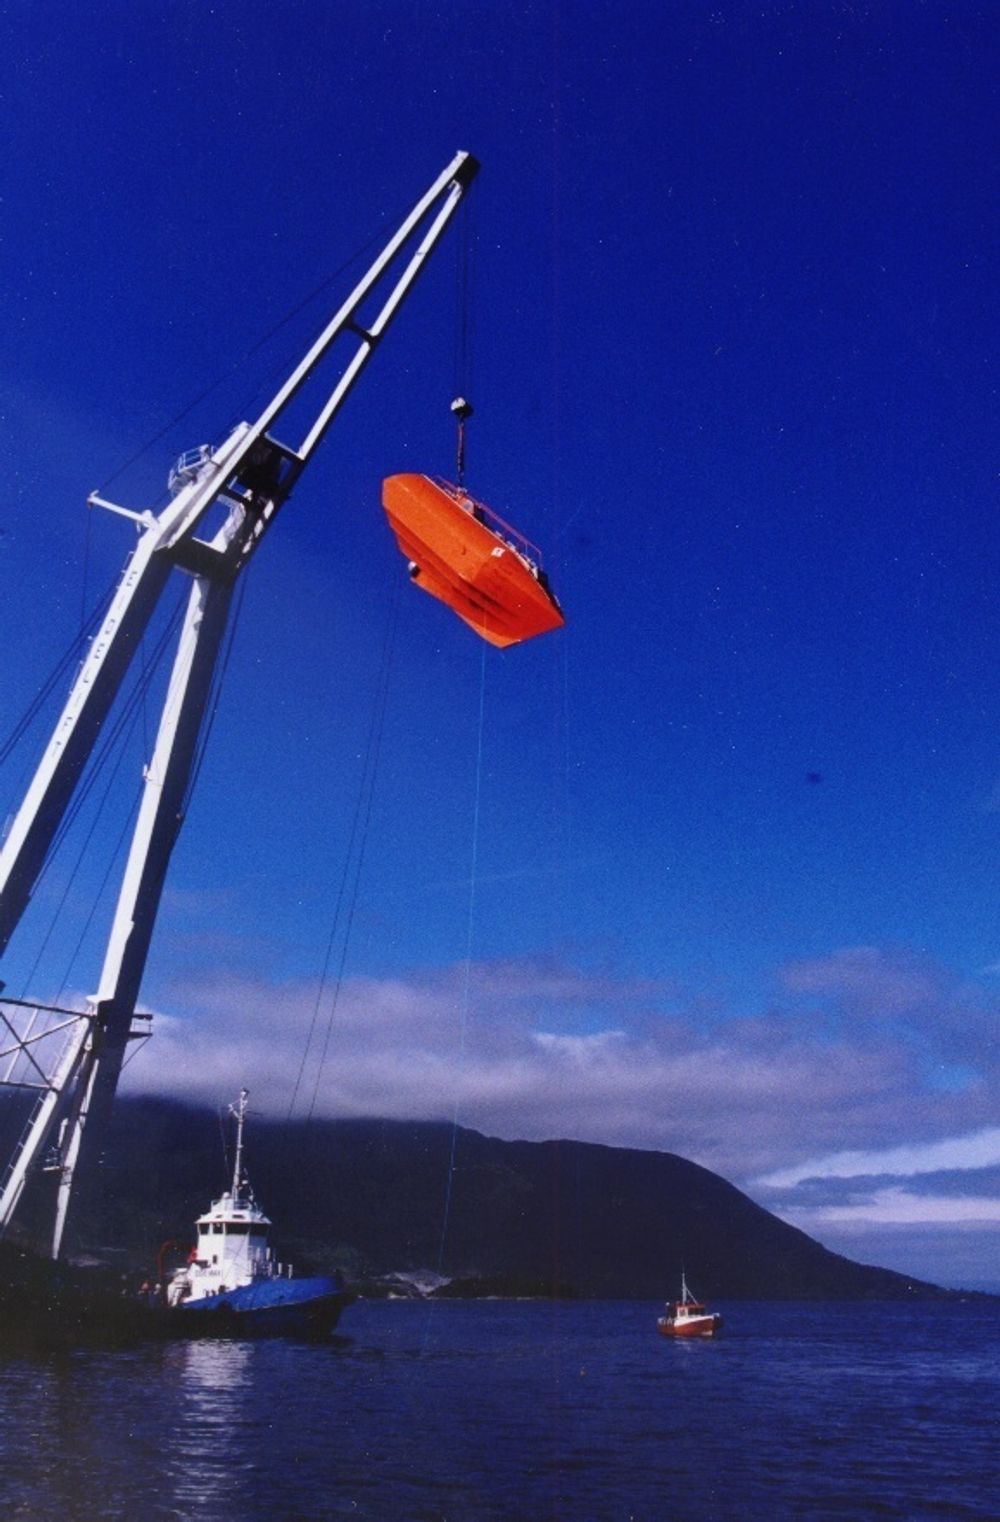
[[293, 187, 480, 1120], [24, 737, 137, 1003], [435, 641, 488, 1281], [289, 574, 403, 1125], [0, 573, 118, 769], [179, 571, 251, 821], [451, 191, 477, 489], [50, 780, 142, 1009], [119, 1029, 151, 1074], [39, 567, 243, 1009], [95, 203, 423, 500], [451, 396, 474, 490], [46, 592, 188, 866], [217, 1103, 232, 1190], [17, 591, 189, 1001], [453, 190, 476, 408], [79, 488, 94, 639], [57, 574, 251, 1003]]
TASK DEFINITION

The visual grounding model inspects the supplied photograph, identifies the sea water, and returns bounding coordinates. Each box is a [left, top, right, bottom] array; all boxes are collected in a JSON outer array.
[[1, 1298, 998, 1520]]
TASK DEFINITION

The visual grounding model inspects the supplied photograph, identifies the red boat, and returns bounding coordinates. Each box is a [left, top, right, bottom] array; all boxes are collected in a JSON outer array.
[[381, 473, 565, 648], [656, 1274, 722, 1338]]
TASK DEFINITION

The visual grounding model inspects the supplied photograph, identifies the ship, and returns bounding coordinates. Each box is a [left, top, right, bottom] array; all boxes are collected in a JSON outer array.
[[656, 1273, 723, 1338], [160, 1090, 351, 1336]]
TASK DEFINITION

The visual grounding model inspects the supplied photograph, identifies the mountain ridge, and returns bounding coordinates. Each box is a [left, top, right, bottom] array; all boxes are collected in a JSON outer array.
[[57, 1096, 961, 1300]]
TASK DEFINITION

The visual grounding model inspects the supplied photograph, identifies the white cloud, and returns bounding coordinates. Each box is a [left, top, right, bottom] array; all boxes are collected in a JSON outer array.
[[756, 1126, 1000, 1188], [776, 1186, 1000, 1229], [782, 945, 942, 1015], [116, 951, 1000, 1195], [532, 1029, 627, 1059]]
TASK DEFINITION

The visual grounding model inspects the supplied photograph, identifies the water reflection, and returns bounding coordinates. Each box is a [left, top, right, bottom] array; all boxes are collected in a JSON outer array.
[[167, 1336, 255, 1391], [157, 1340, 259, 1516]]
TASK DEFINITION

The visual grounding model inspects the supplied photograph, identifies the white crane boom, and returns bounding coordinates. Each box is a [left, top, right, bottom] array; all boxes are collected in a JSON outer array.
[[0, 152, 478, 1256]]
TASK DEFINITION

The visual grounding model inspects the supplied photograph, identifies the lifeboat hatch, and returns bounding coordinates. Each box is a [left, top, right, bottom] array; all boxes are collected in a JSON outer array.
[[381, 474, 565, 648]]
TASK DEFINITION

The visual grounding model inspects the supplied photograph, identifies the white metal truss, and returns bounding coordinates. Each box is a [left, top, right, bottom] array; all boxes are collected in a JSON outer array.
[[0, 999, 95, 1234], [0, 151, 478, 1257]]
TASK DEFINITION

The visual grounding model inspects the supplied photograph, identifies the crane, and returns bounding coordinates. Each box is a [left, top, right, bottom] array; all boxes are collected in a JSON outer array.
[[0, 151, 479, 1258]]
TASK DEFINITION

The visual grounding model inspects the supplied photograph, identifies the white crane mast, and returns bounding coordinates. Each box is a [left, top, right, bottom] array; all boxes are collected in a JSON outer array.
[[0, 151, 478, 1257]]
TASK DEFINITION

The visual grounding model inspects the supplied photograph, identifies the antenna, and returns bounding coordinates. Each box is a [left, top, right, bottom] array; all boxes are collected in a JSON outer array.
[[230, 1089, 250, 1200]]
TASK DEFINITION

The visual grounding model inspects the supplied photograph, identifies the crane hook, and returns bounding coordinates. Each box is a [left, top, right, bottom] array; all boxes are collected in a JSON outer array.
[[451, 396, 474, 487]]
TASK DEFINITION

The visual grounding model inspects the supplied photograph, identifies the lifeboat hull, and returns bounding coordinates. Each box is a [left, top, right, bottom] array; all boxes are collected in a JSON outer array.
[[382, 474, 564, 648]]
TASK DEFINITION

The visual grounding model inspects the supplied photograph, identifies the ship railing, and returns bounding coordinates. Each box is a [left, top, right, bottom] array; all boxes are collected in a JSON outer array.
[[168, 444, 214, 497], [432, 478, 547, 571]]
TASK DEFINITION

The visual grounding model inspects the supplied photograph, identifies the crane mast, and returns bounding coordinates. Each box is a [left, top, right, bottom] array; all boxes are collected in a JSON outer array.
[[0, 151, 478, 1258]]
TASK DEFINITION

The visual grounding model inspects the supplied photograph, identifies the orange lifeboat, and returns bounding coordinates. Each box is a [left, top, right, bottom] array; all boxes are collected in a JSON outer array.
[[381, 474, 565, 648]]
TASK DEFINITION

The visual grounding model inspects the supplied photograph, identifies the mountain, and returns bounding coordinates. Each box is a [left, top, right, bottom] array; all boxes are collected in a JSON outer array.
[[55, 1096, 950, 1300]]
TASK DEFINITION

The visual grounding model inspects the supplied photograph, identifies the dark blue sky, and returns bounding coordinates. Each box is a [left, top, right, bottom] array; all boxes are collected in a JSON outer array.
[[1, 1, 998, 1285]]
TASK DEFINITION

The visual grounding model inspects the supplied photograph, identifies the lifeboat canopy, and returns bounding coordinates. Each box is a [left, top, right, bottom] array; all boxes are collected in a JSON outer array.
[[381, 474, 565, 648]]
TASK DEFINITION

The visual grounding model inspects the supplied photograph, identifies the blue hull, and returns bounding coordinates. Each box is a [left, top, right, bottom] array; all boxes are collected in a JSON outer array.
[[171, 1275, 352, 1337]]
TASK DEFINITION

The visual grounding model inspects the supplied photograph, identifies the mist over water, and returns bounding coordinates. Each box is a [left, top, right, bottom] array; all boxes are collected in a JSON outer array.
[[2, 1298, 998, 1519]]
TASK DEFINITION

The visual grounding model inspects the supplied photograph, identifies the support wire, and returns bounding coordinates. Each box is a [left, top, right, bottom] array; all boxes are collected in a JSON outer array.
[[286, 575, 403, 1123], [435, 642, 487, 1278]]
